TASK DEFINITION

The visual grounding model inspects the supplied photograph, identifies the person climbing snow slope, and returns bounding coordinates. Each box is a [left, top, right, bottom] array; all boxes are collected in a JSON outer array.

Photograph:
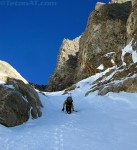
[[62, 95, 74, 114]]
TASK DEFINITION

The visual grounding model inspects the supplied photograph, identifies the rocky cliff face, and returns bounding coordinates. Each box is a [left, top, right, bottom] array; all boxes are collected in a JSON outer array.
[[48, 0, 137, 95], [127, 0, 137, 48], [76, 1, 131, 81], [48, 37, 80, 91], [0, 61, 43, 127], [87, 0, 137, 96]]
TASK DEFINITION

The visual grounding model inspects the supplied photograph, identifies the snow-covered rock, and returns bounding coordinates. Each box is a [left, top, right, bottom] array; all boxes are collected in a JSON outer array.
[[111, 0, 131, 3], [0, 60, 28, 84], [0, 61, 43, 127], [121, 39, 137, 65]]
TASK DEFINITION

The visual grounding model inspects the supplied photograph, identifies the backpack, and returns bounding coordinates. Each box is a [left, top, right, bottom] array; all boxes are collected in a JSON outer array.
[[66, 96, 73, 105]]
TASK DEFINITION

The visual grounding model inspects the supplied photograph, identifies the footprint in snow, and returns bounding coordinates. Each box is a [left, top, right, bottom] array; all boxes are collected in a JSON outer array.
[[53, 127, 64, 150]]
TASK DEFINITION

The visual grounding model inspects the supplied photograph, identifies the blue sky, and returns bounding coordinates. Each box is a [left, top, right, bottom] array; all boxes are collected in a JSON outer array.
[[0, 0, 109, 84]]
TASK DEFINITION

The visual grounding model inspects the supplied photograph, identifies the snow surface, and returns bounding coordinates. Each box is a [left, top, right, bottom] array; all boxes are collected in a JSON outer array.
[[1, 72, 137, 150], [104, 52, 115, 57], [5, 85, 15, 89], [0, 81, 5, 85], [111, 59, 115, 64], [97, 64, 104, 70], [122, 39, 137, 65]]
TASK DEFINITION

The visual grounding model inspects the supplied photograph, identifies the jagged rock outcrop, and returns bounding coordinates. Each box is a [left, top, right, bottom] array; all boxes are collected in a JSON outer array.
[[0, 61, 43, 127], [132, 0, 136, 6], [84, 0, 137, 96], [0, 85, 30, 127], [127, 0, 137, 49], [48, 37, 80, 91], [48, 1, 132, 91], [95, 2, 105, 10], [86, 62, 137, 96], [48, 0, 137, 96], [76, 1, 131, 81]]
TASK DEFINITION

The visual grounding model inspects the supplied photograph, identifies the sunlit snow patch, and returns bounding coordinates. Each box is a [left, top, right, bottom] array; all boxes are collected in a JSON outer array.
[[5, 85, 15, 89], [122, 39, 137, 65], [0, 80, 5, 85], [97, 64, 104, 70]]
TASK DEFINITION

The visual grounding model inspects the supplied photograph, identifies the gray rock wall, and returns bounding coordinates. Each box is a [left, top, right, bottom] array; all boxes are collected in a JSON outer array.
[[0, 61, 43, 127], [48, 0, 137, 93], [76, 2, 131, 81], [127, 0, 137, 49], [48, 37, 80, 91]]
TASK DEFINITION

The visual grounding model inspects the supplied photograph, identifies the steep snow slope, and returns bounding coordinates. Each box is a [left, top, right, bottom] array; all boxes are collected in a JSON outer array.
[[1, 72, 137, 150]]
